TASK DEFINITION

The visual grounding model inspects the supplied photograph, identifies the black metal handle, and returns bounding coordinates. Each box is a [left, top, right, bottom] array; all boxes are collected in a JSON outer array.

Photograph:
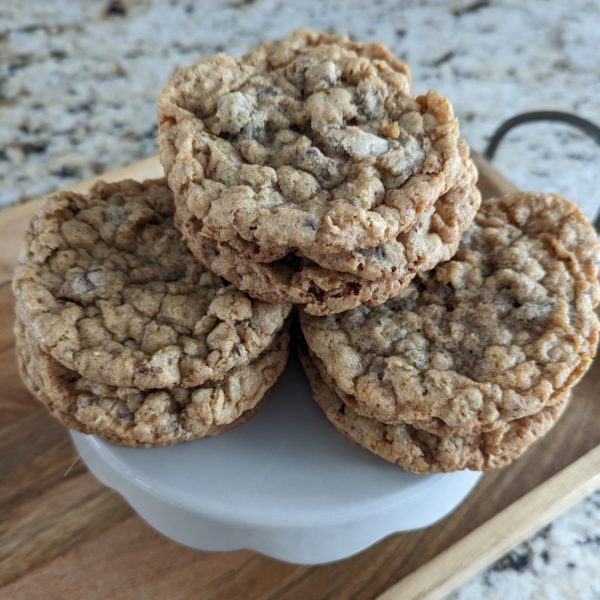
[[483, 111, 600, 231]]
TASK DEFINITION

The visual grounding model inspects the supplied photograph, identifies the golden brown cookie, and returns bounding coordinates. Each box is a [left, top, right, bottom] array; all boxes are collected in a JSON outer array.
[[301, 350, 569, 473], [207, 139, 478, 280], [248, 29, 412, 85], [301, 192, 600, 430], [16, 316, 289, 447], [175, 154, 480, 315], [158, 29, 462, 257], [12, 179, 291, 389]]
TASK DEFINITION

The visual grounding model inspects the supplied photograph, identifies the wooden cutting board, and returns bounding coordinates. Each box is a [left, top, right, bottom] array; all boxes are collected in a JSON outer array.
[[0, 155, 598, 600]]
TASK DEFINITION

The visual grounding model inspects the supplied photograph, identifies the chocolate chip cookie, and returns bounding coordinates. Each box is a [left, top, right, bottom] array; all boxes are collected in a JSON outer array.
[[12, 179, 291, 389], [301, 350, 569, 472], [16, 316, 289, 446], [176, 147, 480, 315], [202, 139, 477, 280], [301, 192, 600, 432], [158, 29, 462, 257]]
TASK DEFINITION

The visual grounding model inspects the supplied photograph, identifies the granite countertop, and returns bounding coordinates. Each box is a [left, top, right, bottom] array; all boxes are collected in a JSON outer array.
[[1, 0, 599, 595]]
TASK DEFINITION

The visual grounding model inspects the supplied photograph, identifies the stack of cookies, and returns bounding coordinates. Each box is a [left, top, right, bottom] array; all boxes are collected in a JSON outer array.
[[157, 30, 481, 316], [13, 179, 291, 446], [14, 30, 600, 471], [300, 192, 600, 471]]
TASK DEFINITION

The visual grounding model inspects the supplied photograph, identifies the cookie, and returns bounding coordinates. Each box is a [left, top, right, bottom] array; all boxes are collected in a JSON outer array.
[[175, 153, 480, 315], [12, 179, 291, 389], [218, 139, 478, 281], [15, 316, 289, 446], [17, 340, 268, 444], [158, 29, 462, 257], [301, 192, 600, 431], [301, 350, 569, 472], [305, 345, 559, 439], [248, 29, 412, 85]]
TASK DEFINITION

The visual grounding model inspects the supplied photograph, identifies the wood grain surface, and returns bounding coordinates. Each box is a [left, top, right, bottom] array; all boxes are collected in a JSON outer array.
[[0, 154, 598, 600]]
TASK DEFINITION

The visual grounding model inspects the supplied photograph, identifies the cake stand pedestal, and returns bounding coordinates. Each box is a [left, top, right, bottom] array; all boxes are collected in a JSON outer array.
[[71, 356, 481, 565]]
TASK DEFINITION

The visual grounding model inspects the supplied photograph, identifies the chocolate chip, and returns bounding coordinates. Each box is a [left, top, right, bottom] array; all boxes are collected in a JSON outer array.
[[162, 267, 185, 282], [304, 217, 318, 231], [81, 273, 97, 292], [257, 86, 280, 101], [361, 246, 385, 259], [137, 366, 163, 375]]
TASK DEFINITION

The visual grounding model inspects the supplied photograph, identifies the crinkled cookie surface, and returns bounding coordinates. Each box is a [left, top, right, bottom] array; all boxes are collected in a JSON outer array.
[[158, 29, 462, 256], [175, 149, 479, 315], [16, 317, 289, 447], [301, 351, 569, 473], [12, 179, 290, 389], [301, 192, 600, 431], [201, 139, 478, 280]]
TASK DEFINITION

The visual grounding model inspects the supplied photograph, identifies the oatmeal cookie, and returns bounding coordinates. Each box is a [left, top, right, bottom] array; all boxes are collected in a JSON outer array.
[[301, 350, 569, 472], [217, 139, 478, 281], [12, 179, 291, 389], [247, 29, 411, 84], [16, 316, 289, 446], [158, 30, 462, 256], [175, 155, 479, 315], [301, 192, 600, 429]]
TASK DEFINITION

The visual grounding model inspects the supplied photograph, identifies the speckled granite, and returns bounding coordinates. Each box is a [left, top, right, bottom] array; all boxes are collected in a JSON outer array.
[[451, 491, 600, 600], [1, 0, 599, 594], [2, 0, 599, 217]]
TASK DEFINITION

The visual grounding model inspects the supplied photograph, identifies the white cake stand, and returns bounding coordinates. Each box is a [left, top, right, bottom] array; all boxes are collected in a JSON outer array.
[[71, 355, 481, 564]]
